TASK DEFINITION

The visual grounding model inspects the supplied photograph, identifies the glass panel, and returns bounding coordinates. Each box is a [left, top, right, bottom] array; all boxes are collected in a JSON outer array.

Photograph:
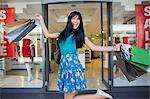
[[0, 0, 43, 88], [112, 1, 150, 87], [48, 3, 107, 91], [102, 3, 109, 84]]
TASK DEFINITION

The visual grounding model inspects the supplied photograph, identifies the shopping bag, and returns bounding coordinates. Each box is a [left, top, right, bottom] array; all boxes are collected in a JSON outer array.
[[4, 19, 31, 28], [4, 19, 37, 43], [130, 62, 150, 73], [130, 46, 150, 66], [3, 19, 31, 33], [114, 49, 146, 82], [120, 44, 131, 61]]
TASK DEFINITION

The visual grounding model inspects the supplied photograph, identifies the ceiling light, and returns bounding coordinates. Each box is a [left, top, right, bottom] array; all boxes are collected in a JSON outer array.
[[95, 33, 99, 37], [91, 37, 95, 40]]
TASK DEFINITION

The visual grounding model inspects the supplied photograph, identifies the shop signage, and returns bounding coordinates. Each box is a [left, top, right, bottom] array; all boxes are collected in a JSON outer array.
[[0, 8, 16, 58], [135, 4, 150, 50]]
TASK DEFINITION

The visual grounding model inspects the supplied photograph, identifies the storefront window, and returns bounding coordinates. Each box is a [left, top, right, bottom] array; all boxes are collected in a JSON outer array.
[[112, 1, 150, 87], [0, 0, 44, 88]]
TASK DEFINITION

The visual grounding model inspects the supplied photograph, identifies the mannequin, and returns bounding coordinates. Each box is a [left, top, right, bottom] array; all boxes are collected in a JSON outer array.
[[22, 38, 32, 81], [20, 38, 35, 81]]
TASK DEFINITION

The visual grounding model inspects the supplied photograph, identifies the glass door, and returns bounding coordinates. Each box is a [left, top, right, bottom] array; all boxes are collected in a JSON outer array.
[[101, 2, 113, 88], [43, 1, 113, 92]]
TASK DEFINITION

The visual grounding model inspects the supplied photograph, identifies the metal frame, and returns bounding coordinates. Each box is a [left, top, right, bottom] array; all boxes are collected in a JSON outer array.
[[100, 2, 104, 85], [107, 2, 113, 89], [101, 2, 113, 89], [42, 4, 50, 92], [43, 1, 113, 92], [101, 2, 112, 89]]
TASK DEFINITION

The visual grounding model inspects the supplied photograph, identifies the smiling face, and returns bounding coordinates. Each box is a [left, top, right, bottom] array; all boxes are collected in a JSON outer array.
[[71, 15, 80, 30]]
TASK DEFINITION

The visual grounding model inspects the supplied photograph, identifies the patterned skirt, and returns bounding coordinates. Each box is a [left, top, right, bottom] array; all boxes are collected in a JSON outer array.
[[57, 53, 86, 94]]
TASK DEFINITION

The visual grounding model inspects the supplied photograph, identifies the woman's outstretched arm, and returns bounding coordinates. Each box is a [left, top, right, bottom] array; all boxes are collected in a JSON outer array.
[[35, 14, 59, 38], [85, 37, 120, 52]]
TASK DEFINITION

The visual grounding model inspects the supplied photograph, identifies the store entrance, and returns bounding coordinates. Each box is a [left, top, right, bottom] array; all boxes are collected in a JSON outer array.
[[43, 2, 113, 91]]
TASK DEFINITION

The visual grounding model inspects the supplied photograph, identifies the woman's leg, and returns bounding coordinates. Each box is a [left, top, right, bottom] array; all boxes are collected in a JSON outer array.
[[64, 92, 77, 99], [73, 94, 106, 99]]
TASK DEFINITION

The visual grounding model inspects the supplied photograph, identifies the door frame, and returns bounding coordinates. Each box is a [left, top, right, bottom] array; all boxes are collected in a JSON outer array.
[[101, 2, 113, 89], [43, 1, 113, 92], [1, 0, 113, 94]]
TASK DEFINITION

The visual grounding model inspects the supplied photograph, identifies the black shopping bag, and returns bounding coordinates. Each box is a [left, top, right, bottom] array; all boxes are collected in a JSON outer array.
[[4, 19, 37, 43], [114, 48, 146, 82]]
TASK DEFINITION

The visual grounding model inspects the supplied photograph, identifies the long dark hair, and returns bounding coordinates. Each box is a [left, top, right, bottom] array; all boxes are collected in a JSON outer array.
[[58, 11, 85, 48]]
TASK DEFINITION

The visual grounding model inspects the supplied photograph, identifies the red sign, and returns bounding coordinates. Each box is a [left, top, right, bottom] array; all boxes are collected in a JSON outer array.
[[0, 8, 16, 58], [135, 4, 150, 50], [123, 36, 129, 44]]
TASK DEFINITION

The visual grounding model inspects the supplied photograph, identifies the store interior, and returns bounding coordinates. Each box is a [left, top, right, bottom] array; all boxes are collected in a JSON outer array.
[[0, 0, 150, 90]]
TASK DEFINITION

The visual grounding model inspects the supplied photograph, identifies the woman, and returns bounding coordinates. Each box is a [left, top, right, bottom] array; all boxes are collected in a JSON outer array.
[[35, 11, 120, 99]]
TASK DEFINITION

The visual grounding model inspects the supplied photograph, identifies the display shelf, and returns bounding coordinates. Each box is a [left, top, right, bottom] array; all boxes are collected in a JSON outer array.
[[85, 49, 91, 63], [77, 49, 85, 69]]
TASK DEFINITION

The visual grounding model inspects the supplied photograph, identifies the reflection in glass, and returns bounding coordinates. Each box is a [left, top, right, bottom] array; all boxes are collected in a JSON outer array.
[[0, 1, 43, 88], [113, 2, 150, 87]]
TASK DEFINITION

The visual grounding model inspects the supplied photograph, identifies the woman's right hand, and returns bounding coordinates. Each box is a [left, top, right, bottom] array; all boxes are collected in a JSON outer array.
[[34, 14, 43, 22]]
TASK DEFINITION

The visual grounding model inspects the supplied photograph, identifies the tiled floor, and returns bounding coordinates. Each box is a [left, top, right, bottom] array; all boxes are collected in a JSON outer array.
[[0, 64, 43, 88], [0, 59, 108, 89], [1, 58, 149, 89], [49, 59, 108, 91], [0, 75, 43, 88]]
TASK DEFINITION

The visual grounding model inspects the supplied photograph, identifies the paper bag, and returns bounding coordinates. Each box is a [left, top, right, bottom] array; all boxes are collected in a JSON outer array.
[[4, 19, 37, 43]]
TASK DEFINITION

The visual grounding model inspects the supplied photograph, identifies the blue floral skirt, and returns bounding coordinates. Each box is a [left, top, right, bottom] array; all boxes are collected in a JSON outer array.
[[57, 53, 86, 94]]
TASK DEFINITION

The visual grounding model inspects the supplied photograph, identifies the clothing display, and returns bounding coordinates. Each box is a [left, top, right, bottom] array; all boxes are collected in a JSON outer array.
[[30, 44, 35, 57], [57, 53, 86, 94], [4, 39, 16, 58], [37, 40, 42, 57], [22, 39, 31, 57], [30, 44, 35, 62], [122, 36, 128, 44]]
